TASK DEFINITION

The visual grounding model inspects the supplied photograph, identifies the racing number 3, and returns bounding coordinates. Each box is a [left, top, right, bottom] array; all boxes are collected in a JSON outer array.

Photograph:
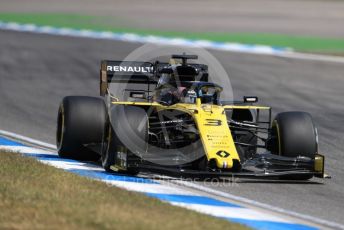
[[204, 119, 222, 126]]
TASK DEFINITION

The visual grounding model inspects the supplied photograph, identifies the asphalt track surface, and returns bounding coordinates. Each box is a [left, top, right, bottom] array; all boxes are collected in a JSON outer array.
[[1, 30, 344, 226]]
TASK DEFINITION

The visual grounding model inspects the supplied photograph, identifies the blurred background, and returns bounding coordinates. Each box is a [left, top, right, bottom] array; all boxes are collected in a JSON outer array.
[[1, 0, 344, 54]]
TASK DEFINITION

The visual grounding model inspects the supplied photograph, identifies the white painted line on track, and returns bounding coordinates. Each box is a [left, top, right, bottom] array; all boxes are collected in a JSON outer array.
[[103, 180, 196, 195], [0, 145, 55, 155], [275, 52, 344, 64], [39, 159, 104, 171], [0, 129, 56, 150], [172, 202, 291, 223]]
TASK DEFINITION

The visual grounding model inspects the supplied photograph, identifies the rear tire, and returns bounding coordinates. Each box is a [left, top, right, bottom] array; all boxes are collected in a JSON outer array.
[[56, 96, 106, 161], [270, 111, 318, 180]]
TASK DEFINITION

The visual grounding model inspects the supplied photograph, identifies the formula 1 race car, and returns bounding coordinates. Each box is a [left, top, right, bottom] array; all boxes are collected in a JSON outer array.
[[56, 54, 326, 180]]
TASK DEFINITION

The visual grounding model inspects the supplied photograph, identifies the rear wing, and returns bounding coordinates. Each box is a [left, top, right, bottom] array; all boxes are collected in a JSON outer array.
[[100, 60, 156, 96], [100, 60, 209, 96]]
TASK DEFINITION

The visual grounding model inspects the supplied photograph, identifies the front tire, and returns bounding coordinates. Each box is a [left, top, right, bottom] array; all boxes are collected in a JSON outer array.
[[102, 105, 148, 174], [270, 111, 318, 180], [57, 96, 106, 161], [271, 112, 317, 158]]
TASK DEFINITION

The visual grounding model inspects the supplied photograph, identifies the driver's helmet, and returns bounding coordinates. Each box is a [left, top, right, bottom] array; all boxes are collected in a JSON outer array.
[[199, 86, 220, 104], [156, 73, 175, 89], [155, 70, 185, 105]]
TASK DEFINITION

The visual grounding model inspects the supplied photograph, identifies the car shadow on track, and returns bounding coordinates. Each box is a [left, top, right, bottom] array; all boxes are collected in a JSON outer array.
[[140, 174, 324, 185], [232, 179, 323, 185]]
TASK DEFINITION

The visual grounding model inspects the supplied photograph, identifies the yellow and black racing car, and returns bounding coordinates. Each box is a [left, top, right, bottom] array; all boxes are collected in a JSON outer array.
[[56, 54, 326, 180]]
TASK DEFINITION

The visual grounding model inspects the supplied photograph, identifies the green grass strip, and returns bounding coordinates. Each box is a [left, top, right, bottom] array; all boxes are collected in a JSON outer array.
[[0, 151, 248, 229], [1, 12, 344, 53]]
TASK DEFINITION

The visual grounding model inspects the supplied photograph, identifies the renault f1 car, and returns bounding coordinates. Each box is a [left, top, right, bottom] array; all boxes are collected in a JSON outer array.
[[56, 54, 326, 180]]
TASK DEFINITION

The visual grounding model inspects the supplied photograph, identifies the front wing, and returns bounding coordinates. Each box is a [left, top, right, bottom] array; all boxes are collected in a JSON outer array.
[[128, 153, 327, 179]]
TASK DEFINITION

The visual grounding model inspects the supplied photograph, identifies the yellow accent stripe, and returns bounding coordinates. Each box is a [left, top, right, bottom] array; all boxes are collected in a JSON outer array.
[[112, 101, 162, 106], [315, 154, 325, 175], [223, 105, 270, 110]]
